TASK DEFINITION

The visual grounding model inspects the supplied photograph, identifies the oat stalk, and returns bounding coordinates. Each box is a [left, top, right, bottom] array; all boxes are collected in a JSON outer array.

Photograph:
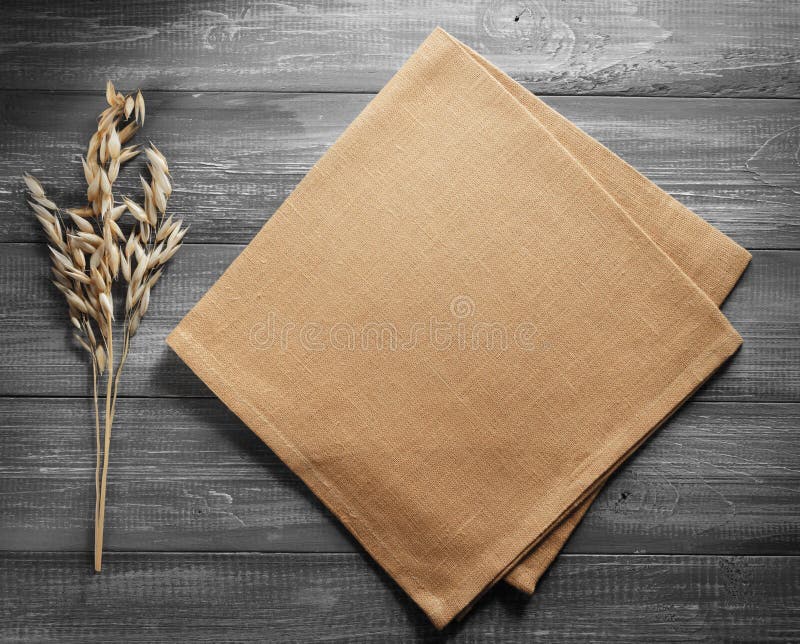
[[24, 82, 187, 572]]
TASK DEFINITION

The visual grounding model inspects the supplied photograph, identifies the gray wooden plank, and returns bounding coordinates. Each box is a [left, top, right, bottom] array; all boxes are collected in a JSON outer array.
[[1, 552, 797, 642], [3, 91, 799, 248], [1, 398, 798, 555], [2, 1, 798, 96], [1, 246, 796, 400]]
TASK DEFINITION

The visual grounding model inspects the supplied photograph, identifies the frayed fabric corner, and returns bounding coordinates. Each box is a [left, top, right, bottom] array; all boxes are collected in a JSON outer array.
[[167, 28, 750, 629]]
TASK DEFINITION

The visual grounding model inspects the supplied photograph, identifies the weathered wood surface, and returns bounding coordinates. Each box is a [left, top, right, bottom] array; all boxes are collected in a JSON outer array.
[[3, 92, 799, 248], [1, 553, 797, 642], [2, 246, 797, 400], [2, 1, 798, 97], [2, 2, 798, 639], [1, 399, 797, 555]]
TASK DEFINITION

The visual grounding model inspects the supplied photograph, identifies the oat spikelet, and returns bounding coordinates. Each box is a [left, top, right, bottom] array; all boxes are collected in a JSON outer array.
[[24, 83, 186, 574]]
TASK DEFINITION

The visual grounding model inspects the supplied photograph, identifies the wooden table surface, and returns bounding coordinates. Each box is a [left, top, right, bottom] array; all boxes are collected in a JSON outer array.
[[2, 2, 799, 641]]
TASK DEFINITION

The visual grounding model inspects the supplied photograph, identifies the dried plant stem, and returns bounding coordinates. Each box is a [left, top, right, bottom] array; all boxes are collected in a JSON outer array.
[[96, 322, 133, 571], [95, 332, 114, 572], [110, 327, 131, 420], [91, 353, 101, 543]]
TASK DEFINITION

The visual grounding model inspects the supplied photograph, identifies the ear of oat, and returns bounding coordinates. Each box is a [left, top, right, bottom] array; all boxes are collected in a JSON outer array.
[[24, 84, 186, 574]]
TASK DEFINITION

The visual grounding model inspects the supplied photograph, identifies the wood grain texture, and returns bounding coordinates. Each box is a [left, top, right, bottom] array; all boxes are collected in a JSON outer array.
[[1, 552, 797, 642], [2, 246, 796, 400], [2, 4, 798, 639], [2, 1, 798, 96], [2, 91, 799, 248], [1, 399, 798, 555]]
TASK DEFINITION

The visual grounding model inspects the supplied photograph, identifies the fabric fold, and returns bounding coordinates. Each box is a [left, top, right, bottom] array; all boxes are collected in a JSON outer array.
[[167, 28, 749, 628], [441, 32, 751, 594]]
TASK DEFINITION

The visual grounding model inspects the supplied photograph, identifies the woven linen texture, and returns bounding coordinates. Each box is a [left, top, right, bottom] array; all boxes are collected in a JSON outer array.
[[167, 28, 750, 629]]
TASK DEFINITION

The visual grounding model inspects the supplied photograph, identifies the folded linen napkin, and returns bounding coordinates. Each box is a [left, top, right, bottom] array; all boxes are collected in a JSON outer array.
[[167, 28, 750, 628]]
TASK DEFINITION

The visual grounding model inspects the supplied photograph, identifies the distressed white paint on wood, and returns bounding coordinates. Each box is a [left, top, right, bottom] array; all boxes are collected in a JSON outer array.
[[1, 3, 798, 640], [2, 92, 798, 248], [1, 1, 798, 96], [1, 399, 797, 554], [1, 553, 797, 641]]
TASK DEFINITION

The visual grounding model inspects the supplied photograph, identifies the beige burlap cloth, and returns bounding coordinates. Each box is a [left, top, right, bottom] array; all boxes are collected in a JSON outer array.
[[167, 28, 750, 628]]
